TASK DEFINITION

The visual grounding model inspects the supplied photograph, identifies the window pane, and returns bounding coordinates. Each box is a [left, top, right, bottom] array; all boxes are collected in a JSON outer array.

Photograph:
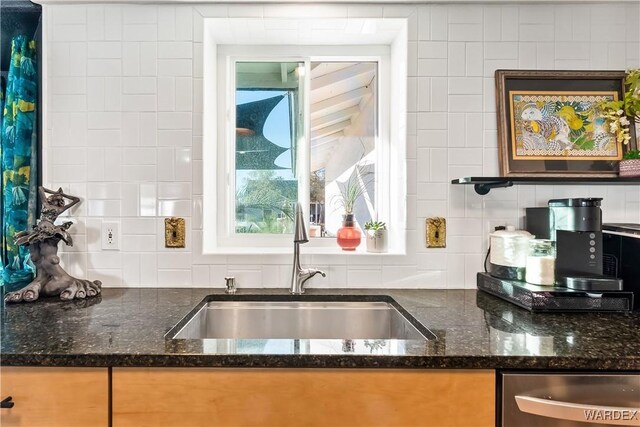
[[235, 62, 303, 234], [309, 62, 378, 237]]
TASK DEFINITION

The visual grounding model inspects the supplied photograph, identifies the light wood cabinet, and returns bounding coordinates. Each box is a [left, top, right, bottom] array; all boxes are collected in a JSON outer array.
[[113, 368, 495, 427], [0, 367, 109, 427]]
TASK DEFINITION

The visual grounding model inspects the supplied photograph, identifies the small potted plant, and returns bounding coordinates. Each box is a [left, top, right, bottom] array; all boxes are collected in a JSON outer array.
[[364, 220, 388, 253], [599, 69, 640, 176], [619, 149, 640, 177]]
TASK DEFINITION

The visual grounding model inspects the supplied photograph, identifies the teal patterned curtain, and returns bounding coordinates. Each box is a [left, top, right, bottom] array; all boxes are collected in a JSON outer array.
[[1, 35, 38, 288]]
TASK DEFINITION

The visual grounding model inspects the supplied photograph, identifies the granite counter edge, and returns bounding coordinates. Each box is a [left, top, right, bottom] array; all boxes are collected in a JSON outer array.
[[2, 353, 639, 370]]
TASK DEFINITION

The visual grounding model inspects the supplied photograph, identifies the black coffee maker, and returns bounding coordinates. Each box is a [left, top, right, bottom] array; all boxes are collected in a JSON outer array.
[[525, 198, 623, 291]]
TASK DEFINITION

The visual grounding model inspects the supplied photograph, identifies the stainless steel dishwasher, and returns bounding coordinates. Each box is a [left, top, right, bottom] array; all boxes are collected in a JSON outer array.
[[502, 373, 640, 426]]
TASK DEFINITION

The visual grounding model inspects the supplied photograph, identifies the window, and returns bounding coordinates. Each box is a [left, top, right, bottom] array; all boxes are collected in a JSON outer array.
[[234, 62, 303, 235], [202, 18, 407, 254], [233, 60, 378, 240]]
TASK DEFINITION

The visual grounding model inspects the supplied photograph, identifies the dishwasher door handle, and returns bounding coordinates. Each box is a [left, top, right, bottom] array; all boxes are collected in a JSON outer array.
[[515, 395, 640, 426]]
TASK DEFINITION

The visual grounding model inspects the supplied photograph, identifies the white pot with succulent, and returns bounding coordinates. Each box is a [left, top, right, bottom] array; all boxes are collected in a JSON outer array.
[[364, 220, 388, 253]]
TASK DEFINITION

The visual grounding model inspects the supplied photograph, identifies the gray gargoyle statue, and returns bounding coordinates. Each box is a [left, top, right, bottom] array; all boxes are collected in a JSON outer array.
[[4, 187, 102, 303]]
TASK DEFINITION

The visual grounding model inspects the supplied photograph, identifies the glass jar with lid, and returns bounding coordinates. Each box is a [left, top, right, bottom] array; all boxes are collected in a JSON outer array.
[[525, 239, 556, 286]]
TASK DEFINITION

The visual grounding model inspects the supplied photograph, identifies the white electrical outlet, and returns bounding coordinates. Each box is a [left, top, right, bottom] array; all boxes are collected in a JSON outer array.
[[102, 221, 120, 250]]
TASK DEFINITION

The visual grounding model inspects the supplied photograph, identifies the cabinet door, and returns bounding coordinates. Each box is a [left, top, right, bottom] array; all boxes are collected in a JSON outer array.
[[113, 368, 495, 427], [0, 367, 109, 427]]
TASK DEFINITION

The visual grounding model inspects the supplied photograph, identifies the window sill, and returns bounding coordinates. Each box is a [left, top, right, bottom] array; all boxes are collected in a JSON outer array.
[[204, 245, 405, 256]]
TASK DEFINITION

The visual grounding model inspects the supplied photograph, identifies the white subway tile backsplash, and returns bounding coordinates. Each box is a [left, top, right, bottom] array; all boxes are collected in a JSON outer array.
[[447, 43, 465, 77], [88, 112, 121, 129], [86, 148, 105, 181], [87, 7, 105, 40], [448, 23, 482, 42], [500, 7, 518, 41], [157, 77, 175, 110], [124, 24, 158, 42], [87, 130, 121, 148], [140, 183, 158, 217], [87, 77, 105, 111], [105, 78, 122, 111], [192, 160, 203, 196], [68, 44, 88, 76], [417, 130, 447, 148], [122, 148, 157, 165], [176, 78, 193, 112], [158, 7, 177, 41], [140, 42, 158, 76], [89, 269, 124, 287], [158, 182, 192, 200], [417, 112, 447, 130], [53, 94, 87, 112], [430, 6, 448, 41], [158, 59, 192, 76], [158, 130, 191, 147], [121, 183, 139, 216], [123, 77, 157, 94], [519, 24, 554, 42], [123, 6, 158, 24], [175, 148, 192, 181], [88, 59, 121, 76], [139, 254, 158, 286], [465, 43, 483, 76], [87, 182, 121, 199], [139, 113, 158, 146], [122, 95, 157, 112], [123, 165, 157, 182], [104, 7, 123, 40], [53, 77, 87, 95], [45, 2, 640, 290], [175, 8, 194, 40], [53, 24, 87, 42], [448, 77, 482, 95], [53, 6, 87, 25], [104, 149, 123, 181], [122, 42, 141, 75], [418, 58, 447, 77], [419, 41, 447, 59], [157, 148, 175, 181], [430, 77, 448, 112], [482, 7, 501, 42], [88, 42, 122, 59], [158, 42, 193, 59], [449, 95, 482, 112], [157, 269, 192, 287], [157, 112, 191, 129], [88, 200, 120, 217]]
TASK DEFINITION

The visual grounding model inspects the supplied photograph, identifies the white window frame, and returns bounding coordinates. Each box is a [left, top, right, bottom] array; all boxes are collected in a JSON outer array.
[[202, 19, 407, 255]]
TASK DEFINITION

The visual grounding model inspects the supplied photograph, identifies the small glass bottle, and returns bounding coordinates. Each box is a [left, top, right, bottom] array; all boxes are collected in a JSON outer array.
[[525, 239, 556, 286]]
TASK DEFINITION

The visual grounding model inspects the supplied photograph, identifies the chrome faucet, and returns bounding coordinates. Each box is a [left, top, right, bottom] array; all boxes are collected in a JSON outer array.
[[290, 203, 326, 294]]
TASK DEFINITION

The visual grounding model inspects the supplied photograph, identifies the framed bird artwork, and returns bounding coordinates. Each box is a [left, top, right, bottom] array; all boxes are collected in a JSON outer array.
[[495, 70, 637, 177]]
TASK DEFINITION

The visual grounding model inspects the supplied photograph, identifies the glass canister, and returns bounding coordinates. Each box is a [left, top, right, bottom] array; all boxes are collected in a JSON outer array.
[[525, 239, 556, 286]]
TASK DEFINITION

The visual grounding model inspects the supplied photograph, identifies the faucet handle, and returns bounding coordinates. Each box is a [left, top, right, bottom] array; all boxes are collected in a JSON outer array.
[[224, 277, 236, 294]]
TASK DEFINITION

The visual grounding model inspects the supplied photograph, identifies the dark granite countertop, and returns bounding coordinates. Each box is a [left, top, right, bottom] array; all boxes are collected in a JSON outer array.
[[1, 288, 639, 370]]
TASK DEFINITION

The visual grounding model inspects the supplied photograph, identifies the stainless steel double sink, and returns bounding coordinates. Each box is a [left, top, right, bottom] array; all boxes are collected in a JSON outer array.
[[166, 296, 435, 342]]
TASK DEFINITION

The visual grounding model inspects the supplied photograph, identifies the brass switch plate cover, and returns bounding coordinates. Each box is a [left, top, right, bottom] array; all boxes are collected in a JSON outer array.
[[425, 217, 446, 248], [165, 217, 185, 248]]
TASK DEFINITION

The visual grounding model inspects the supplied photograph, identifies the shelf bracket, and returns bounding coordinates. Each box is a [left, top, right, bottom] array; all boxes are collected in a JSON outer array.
[[474, 181, 513, 195]]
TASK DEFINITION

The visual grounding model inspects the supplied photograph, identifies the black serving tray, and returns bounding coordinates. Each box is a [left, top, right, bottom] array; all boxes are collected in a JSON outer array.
[[477, 272, 634, 313]]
